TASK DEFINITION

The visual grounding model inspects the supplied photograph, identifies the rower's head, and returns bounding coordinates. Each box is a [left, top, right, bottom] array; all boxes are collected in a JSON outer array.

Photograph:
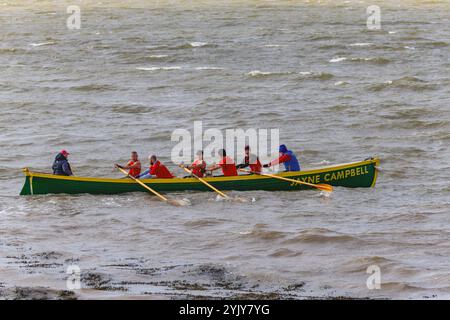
[[279, 144, 287, 154], [245, 145, 250, 156], [60, 149, 70, 159], [131, 151, 138, 161], [196, 150, 203, 160], [218, 149, 226, 158], [149, 155, 157, 164]]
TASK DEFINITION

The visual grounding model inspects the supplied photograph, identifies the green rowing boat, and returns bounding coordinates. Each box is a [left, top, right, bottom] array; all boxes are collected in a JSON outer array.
[[20, 158, 379, 196]]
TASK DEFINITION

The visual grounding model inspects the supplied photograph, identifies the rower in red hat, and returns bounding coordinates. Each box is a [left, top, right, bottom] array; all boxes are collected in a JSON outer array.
[[52, 149, 73, 176]]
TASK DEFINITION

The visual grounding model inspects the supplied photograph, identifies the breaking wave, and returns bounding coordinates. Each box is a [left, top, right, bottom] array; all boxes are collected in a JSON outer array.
[[297, 72, 334, 80], [136, 66, 182, 71], [29, 41, 55, 47], [195, 66, 225, 71], [268, 248, 303, 257], [246, 70, 293, 77], [240, 224, 288, 240], [148, 54, 169, 59], [329, 57, 347, 63], [349, 42, 374, 47], [282, 228, 361, 244], [350, 57, 391, 65], [71, 84, 117, 92], [368, 76, 437, 91]]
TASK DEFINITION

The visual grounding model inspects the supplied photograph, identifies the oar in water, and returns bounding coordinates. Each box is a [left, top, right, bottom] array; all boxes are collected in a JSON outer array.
[[238, 168, 333, 193], [116, 166, 188, 206], [179, 165, 229, 199]]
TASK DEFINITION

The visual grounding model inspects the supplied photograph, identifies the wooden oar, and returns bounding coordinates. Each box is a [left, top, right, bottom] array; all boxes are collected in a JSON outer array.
[[238, 168, 333, 192], [116, 166, 188, 206], [179, 165, 229, 199]]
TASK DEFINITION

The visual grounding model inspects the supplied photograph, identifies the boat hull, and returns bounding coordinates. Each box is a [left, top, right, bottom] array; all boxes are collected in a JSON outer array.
[[20, 158, 379, 195]]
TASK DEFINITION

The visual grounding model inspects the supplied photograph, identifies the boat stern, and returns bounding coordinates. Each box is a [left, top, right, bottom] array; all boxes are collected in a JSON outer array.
[[369, 157, 381, 187]]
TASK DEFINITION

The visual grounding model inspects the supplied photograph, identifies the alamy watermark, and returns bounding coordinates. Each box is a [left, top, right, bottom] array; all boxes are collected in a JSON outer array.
[[367, 5, 381, 30], [366, 265, 381, 290], [67, 5, 81, 30], [66, 265, 81, 290], [171, 121, 279, 167]]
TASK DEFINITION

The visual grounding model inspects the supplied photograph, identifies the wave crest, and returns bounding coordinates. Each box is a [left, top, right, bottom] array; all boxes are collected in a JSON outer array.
[[368, 76, 437, 91]]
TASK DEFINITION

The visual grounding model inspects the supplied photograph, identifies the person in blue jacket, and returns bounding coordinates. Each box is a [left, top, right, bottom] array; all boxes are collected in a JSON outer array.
[[263, 144, 300, 171], [52, 150, 73, 176]]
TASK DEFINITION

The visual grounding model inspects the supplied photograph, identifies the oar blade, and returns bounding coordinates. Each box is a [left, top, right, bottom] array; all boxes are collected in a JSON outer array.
[[231, 196, 249, 203], [168, 198, 191, 206], [316, 184, 333, 192]]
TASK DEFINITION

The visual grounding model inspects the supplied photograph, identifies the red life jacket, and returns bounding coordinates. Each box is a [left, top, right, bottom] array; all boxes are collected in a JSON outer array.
[[245, 154, 262, 173], [191, 159, 206, 177], [127, 160, 141, 177], [219, 156, 238, 176], [149, 161, 173, 179]]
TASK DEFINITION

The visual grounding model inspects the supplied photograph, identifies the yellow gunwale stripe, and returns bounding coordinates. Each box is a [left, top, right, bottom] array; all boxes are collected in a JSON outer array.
[[22, 159, 379, 184]]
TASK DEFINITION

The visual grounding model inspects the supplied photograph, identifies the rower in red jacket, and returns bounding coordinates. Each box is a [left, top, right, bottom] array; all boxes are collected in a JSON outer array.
[[138, 155, 173, 179], [263, 144, 301, 172], [115, 151, 141, 177], [236, 145, 262, 173], [185, 150, 207, 177], [207, 149, 238, 176]]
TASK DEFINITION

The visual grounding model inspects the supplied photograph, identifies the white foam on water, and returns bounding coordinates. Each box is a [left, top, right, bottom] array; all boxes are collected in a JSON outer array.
[[320, 191, 332, 198], [247, 70, 271, 76], [179, 198, 191, 206], [190, 42, 208, 47], [311, 160, 332, 165], [246, 70, 292, 76], [350, 57, 389, 63], [136, 66, 182, 71], [149, 54, 169, 58], [101, 197, 123, 208], [195, 66, 224, 70], [329, 57, 347, 63], [349, 42, 373, 47], [29, 42, 55, 47], [214, 194, 226, 201]]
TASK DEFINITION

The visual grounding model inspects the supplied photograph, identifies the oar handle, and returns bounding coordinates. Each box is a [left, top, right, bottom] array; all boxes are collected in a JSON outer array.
[[116, 166, 169, 202], [238, 168, 333, 192], [179, 164, 229, 198]]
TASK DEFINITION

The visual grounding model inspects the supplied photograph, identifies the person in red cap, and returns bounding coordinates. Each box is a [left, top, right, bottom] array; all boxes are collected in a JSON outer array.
[[52, 150, 73, 176]]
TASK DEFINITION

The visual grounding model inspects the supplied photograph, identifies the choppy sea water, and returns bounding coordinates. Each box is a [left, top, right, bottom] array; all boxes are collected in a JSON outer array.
[[0, 0, 449, 299]]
